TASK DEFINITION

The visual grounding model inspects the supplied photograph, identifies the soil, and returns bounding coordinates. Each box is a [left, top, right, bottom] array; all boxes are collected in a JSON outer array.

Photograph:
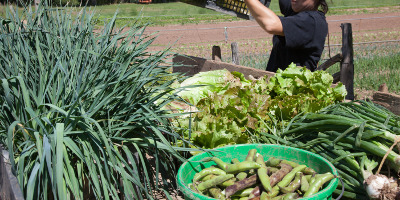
[[144, 7, 400, 52]]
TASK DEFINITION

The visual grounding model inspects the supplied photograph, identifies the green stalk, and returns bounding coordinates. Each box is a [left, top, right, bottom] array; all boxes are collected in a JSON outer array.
[[282, 119, 355, 136], [324, 132, 400, 172]]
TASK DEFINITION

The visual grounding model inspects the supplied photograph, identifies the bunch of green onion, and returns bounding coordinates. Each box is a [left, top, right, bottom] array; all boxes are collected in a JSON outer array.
[[261, 100, 400, 199]]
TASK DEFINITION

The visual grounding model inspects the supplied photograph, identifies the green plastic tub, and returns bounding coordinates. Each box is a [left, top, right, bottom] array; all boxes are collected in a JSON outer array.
[[177, 144, 339, 200]]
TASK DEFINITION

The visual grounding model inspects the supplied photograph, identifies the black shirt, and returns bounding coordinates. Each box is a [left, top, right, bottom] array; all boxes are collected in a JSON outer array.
[[266, 0, 328, 72]]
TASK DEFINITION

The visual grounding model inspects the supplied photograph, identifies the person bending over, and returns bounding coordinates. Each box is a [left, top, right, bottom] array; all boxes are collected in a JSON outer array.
[[244, 0, 329, 72]]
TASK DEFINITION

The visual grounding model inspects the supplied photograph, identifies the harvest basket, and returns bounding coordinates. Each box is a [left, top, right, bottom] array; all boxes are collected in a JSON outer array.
[[181, 0, 270, 19], [206, 0, 271, 19], [177, 144, 339, 200]]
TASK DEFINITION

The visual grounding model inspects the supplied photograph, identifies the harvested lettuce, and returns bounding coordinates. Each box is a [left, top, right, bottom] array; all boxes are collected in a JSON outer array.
[[178, 69, 242, 105], [174, 63, 347, 149], [267, 63, 347, 119]]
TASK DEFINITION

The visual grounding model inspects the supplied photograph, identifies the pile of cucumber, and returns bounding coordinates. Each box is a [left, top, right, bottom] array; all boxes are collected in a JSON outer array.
[[188, 149, 336, 200]]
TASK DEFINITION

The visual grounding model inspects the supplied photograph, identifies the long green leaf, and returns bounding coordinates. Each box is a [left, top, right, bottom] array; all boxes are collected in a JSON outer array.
[[55, 123, 65, 200]]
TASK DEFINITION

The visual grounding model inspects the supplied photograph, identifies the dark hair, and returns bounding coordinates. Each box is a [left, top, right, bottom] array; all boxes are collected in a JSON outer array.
[[318, 0, 329, 14]]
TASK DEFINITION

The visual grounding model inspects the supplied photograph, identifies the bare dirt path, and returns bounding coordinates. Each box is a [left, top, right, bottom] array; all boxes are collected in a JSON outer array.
[[144, 8, 400, 54]]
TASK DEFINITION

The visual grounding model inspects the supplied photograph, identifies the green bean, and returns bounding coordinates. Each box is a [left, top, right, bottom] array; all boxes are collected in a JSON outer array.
[[281, 160, 298, 168], [247, 152, 260, 175], [219, 177, 236, 187], [236, 172, 248, 181], [260, 192, 268, 200], [209, 157, 229, 170], [309, 176, 316, 186], [232, 158, 240, 164], [300, 173, 310, 193], [232, 187, 254, 197], [302, 167, 317, 175], [278, 159, 315, 175], [267, 186, 280, 198], [304, 173, 335, 197], [271, 196, 283, 200], [188, 183, 196, 191], [279, 172, 302, 194], [270, 192, 299, 200], [282, 193, 299, 200], [256, 153, 267, 168], [193, 167, 226, 182], [304, 174, 312, 182], [266, 157, 281, 167], [209, 187, 226, 200], [226, 161, 262, 174], [258, 167, 273, 192], [197, 174, 235, 192], [246, 149, 257, 162], [277, 165, 306, 188], [233, 157, 249, 181], [201, 174, 217, 181]]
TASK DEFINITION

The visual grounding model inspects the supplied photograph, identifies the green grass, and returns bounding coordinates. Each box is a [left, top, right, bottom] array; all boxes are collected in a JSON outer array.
[[92, 2, 245, 26], [92, 1, 400, 26], [1, 0, 399, 27], [328, 0, 399, 9], [324, 43, 400, 94]]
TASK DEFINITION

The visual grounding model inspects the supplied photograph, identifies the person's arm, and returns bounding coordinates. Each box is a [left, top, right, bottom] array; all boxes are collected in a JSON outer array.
[[244, 0, 284, 36]]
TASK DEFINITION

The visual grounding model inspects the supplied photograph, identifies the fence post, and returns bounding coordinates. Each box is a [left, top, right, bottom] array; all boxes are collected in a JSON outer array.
[[231, 42, 240, 65], [212, 45, 222, 61], [340, 23, 354, 100]]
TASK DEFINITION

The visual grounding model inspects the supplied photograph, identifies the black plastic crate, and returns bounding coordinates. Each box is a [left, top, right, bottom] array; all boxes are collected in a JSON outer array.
[[205, 0, 271, 19]]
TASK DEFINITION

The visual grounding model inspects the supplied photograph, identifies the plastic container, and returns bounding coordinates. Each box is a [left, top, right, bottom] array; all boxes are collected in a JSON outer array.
[[177, 144, 339, 200]]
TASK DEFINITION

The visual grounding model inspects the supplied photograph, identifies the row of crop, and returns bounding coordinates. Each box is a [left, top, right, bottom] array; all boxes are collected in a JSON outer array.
[[0, 3, 195, 200]]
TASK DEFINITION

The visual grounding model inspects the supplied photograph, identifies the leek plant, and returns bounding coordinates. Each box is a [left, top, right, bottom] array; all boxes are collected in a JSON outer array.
[[0, 2, 192, 200]]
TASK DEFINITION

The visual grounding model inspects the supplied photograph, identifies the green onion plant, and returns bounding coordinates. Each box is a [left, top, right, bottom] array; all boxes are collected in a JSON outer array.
[[0, 2, 193, 199]]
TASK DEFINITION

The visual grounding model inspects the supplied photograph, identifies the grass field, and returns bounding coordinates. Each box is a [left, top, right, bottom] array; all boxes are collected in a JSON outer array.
[[1, 1, 399, 26], [92, 0, 400, 26]]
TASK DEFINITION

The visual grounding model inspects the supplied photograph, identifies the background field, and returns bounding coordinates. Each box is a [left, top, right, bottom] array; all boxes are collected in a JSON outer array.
[[92, 0, 400, 26]]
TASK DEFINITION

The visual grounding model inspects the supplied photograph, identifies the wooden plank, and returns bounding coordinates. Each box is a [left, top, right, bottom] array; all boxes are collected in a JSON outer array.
[[1, 145, 24, 200], [231, 42, 240, 65], [372, 91, 400, 115], [340, 23, 355, 100], [317, 53, 342, 71], [172, 54, 275, 79]]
